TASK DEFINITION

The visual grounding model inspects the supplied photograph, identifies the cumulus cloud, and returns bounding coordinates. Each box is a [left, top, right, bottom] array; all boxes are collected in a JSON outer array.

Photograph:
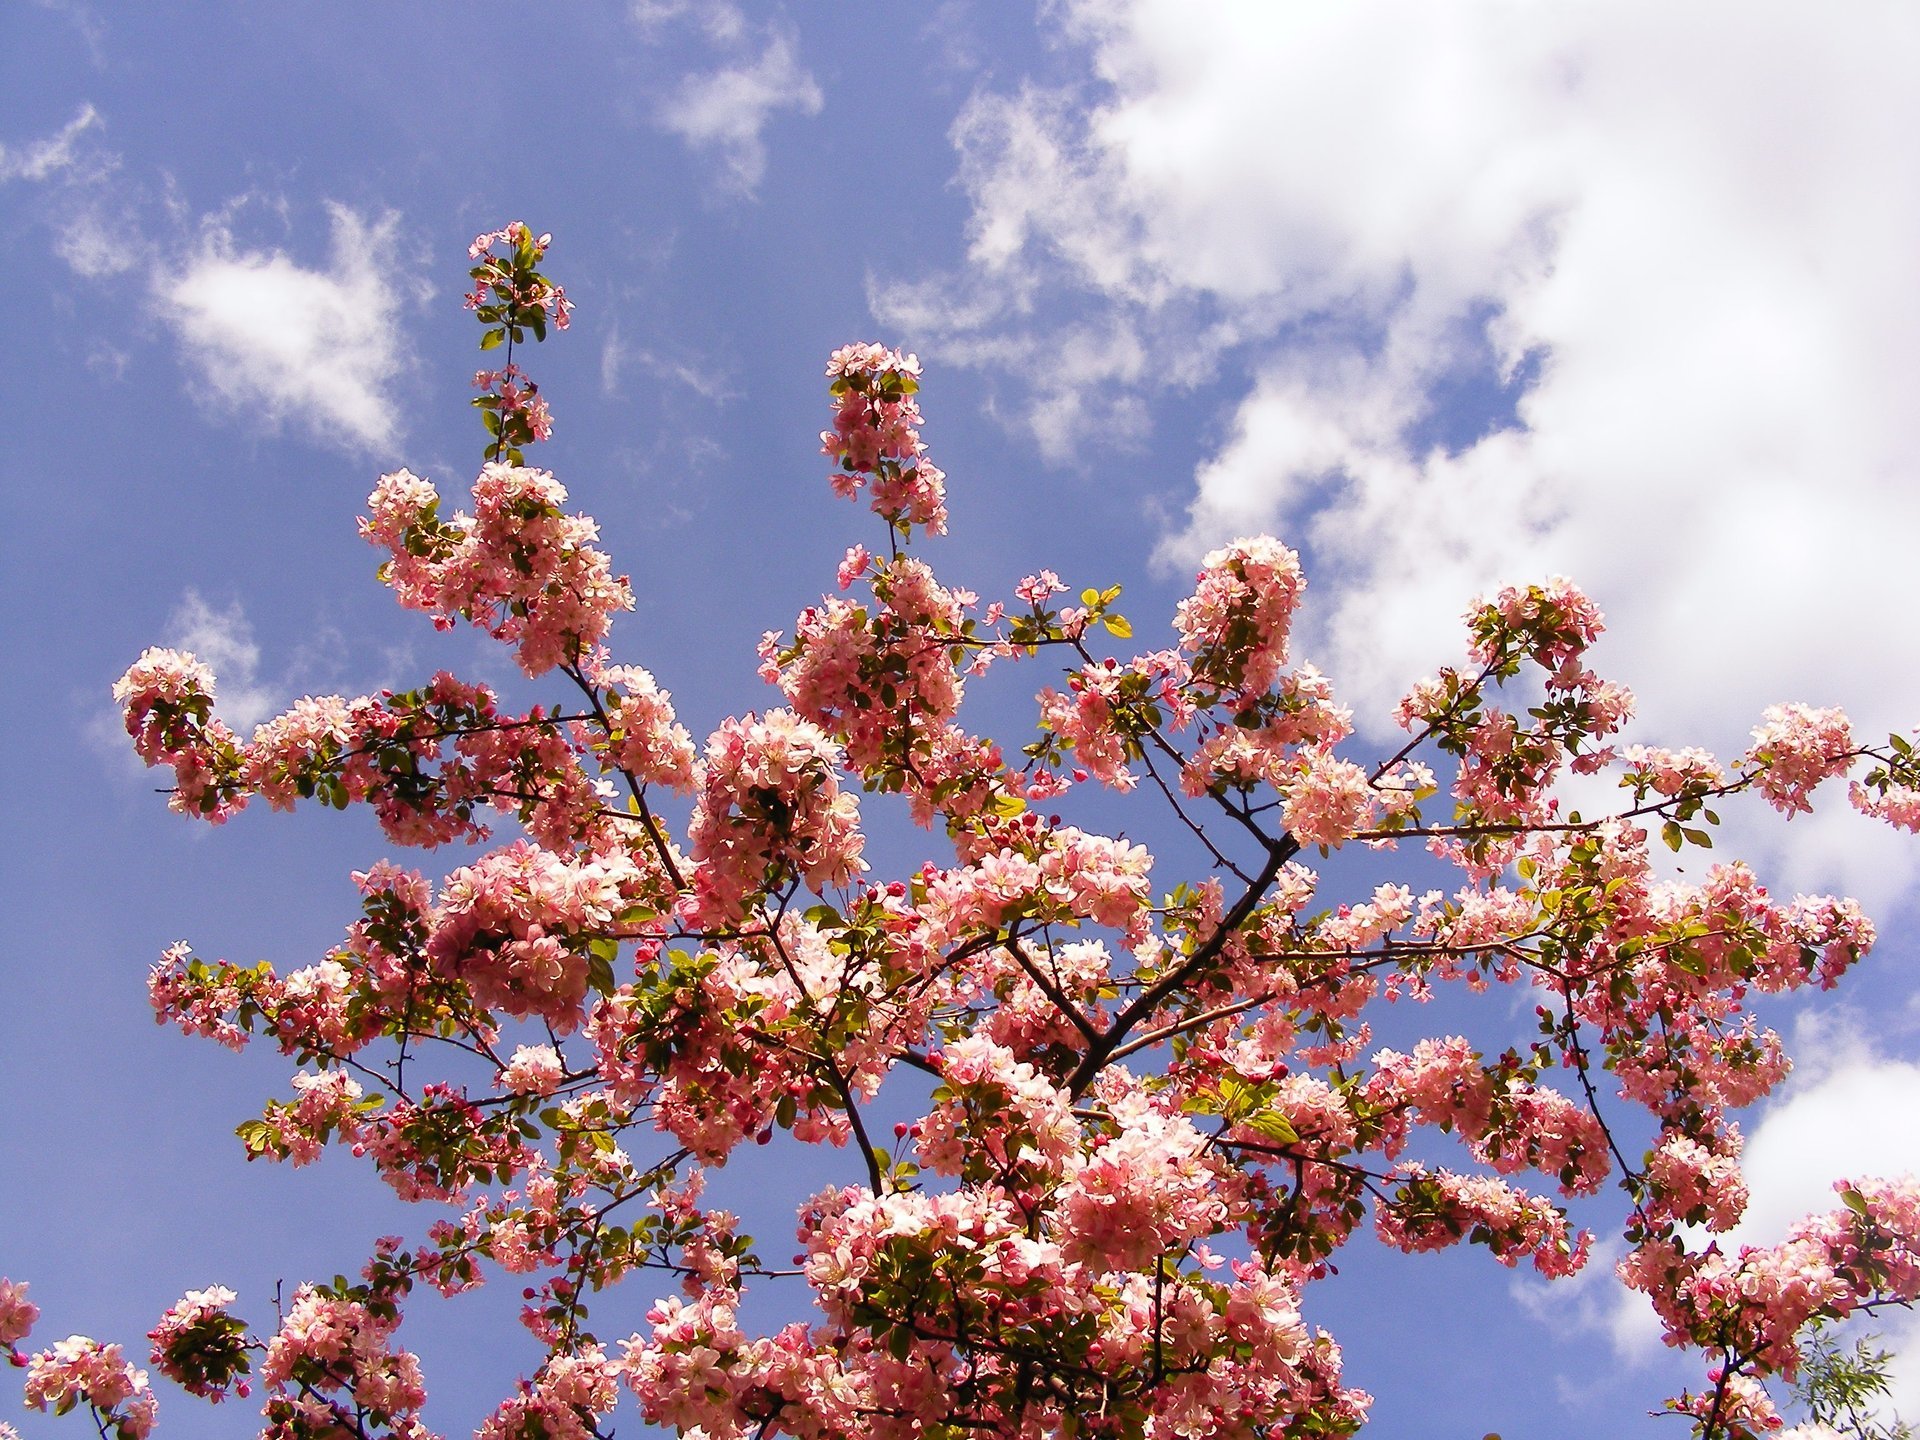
[[655, 30, 823, 196], [159, 203, 417, 452], [884, 1, 1920, 897], [0, 103, 102, 182]]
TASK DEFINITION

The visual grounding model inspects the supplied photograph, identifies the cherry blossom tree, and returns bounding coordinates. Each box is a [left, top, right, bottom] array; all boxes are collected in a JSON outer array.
[[9, 224, 1920, 1440]]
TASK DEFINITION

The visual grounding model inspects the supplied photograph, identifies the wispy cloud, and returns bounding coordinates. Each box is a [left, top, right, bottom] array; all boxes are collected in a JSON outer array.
[[884, 1, 1920, 897], [602, 319, 732, 403], [7, 106, 422, 451], [1511, 1235, 1662, 1368], [656, 30, 823, 196], [0, 103, 102, 182], [159, 203, 419, 453], [0, 103, 141, 274], [56, 202, 143, 276], [628, 0, 745, 46]]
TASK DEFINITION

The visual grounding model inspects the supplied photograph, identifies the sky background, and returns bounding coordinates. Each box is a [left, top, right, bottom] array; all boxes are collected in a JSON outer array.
[[4, 2, 1920, 1436]]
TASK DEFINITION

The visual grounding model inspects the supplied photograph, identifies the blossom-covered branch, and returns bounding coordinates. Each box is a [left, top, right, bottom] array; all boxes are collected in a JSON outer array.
[[22, 224, 1920, 1440]]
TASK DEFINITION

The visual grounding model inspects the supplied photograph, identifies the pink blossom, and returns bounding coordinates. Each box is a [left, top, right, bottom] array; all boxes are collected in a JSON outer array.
[[1174, 536, 1306, 700], [24, 1336, 156, 1438], [820, 343, 947, 536], [1015, 570, 1067, 606], [0, 1278, 38, 1347], [1281, 748, 1375, 848], [362, 464, 633, 677], [598, 664, 698, 793], [112, 647, 246, 821], [686, 710, 866, 927], [1852, 778, 1920, 831], [499, 1044, 566, 1096], [1745, 702, 1856, 816], [148, 1285, 248, 1401]]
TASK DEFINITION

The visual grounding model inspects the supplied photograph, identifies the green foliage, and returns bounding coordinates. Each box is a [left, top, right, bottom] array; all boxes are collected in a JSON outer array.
[[1790, 1321, 1915, 1440]]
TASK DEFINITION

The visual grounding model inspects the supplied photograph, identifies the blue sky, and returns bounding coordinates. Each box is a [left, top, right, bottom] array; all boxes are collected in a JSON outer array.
[[5, 3, 1920, 1436]]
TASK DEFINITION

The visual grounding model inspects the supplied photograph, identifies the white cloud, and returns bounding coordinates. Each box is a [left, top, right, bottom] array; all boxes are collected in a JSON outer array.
[[1511, 1234, 1664, 1368], [602, 323, 629, 397], [160, 203, 417, 452], [656, 31, 823, 196], [888, 1, 1920, 898], [165, 590, 278, 734], [0, 103, 102, 182]]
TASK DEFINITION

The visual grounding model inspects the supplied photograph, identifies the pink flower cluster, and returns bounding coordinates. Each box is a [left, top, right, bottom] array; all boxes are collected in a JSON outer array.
[[247, 1069, 369, 1165], [770, 556, 971, 778], [147, 1286, 248, 1402], [1174, 537, 1306, 701], [1623, 1175, 1920, 1400], [686, 710, 866, 927], [363, 464, 632, 676], [0, 1279, 37, 1349], [1644, 1129, 1750, 1232], [112, 648, 244, 821], [473, 361, 554, 453], [1365, 1038, 1608, 1198], [914, 1035, 1079, 1186], [1375, 1166, 1589, 1276], [1280, 747, 1377, 849], [918, 820, 1153, 943], [1852, 775, 1920, 831], [259, 1285, 431, 1440], [1179, 664, 1354, 796], [432, 839, 644, 1031], [1059, 1078, 1228, 1270], [1040, 653, 1189, 793], [241, 674, 503, 846], [597, 665, 699, 793], [23, 1336, 156, 1440], [477, 1345, 618, 1440], [821, 343, 947, 537], [1744, 702, 1856, 816], [465, 221, 572, 331], [1467, 575, 1606, 677]]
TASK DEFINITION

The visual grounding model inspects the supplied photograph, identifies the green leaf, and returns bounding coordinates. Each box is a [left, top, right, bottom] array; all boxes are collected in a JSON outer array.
[[1662, 820, 1683, 852], [1246, 1111, 1300, 1144], [1103, 614, 1133, 640], [480, 327, 505, 351], [1669, 948, 1706, 977]]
